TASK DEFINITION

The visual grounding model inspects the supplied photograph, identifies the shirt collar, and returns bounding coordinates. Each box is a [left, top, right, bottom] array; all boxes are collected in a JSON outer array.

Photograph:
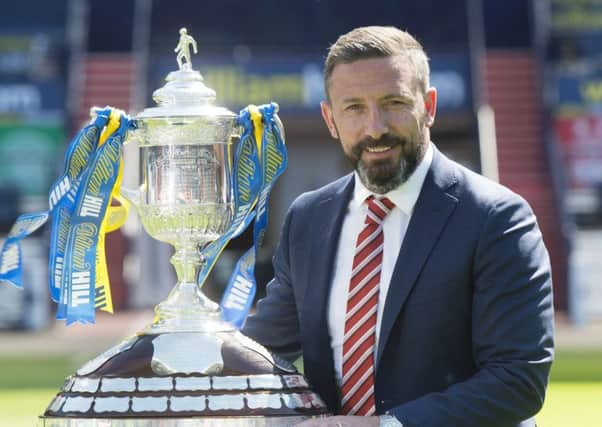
[[352, 141, 433, 216]]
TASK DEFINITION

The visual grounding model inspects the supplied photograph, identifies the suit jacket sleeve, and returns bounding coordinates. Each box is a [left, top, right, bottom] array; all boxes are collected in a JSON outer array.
[[242, 204, 302, 356], [390, 193, 555, 427]]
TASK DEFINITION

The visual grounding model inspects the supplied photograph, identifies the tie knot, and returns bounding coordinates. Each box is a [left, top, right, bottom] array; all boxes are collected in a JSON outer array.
[[365, 196, 395, 225]]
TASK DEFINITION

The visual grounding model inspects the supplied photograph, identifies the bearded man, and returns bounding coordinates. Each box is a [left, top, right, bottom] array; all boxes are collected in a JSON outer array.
[[243, 26, 554, 427]]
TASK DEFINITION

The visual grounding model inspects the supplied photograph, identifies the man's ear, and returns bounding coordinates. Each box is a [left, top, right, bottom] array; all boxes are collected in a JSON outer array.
[[424, 87, 437, 128], [320, 101, 339, 139]]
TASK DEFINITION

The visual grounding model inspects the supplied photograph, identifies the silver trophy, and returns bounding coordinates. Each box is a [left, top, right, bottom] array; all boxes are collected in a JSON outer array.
[[39, 29, 328, 426]]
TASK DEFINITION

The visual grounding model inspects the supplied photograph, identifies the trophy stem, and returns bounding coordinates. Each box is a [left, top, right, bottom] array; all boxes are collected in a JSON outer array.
[[145, 241, 234, 334], [171, 243, 205, 284]]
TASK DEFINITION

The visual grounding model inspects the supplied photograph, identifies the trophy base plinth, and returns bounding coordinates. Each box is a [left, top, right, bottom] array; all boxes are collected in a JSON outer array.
[[38, 415, 321, 426], [41, 329, 329, 421]]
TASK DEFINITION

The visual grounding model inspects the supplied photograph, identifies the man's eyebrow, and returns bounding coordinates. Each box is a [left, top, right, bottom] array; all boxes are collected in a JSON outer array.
[[339, 93, 415, 105], [340, 97, 365, 104], [381, 93, 413, 101]]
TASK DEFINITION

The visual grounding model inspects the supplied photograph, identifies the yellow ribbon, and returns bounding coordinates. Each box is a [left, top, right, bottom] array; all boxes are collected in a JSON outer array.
[[249, 105, 264, 158], [93, 109, 131, 313]]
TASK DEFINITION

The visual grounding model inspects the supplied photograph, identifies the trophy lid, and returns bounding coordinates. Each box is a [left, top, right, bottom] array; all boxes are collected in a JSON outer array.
[[137, 28, 236, 120]]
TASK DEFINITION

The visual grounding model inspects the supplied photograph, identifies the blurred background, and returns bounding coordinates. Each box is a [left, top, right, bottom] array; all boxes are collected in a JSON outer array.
[[0, 0, 600, 425]]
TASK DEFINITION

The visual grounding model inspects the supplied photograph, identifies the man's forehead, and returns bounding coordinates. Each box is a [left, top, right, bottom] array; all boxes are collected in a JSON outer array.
[[327, 56, 418, 98]]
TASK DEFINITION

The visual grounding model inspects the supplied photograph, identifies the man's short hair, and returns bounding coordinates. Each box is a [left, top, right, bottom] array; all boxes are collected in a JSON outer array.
[[324, 26, 430, 98]]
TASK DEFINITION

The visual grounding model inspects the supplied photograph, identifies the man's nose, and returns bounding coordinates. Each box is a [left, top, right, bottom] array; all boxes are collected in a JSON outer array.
[[364, 107, 388, 139]]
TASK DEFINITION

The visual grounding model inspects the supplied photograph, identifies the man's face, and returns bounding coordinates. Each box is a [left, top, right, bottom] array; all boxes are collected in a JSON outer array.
[[321, 55, 437, 194]]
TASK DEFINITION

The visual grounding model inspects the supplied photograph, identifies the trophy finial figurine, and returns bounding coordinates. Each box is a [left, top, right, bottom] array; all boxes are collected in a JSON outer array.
[[174, 27, 198, 70]]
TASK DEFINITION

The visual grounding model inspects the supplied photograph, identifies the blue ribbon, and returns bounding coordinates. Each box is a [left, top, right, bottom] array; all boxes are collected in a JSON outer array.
[[49, 109, 112, 302], [58, 116, 130, 324], [0, 109, 112, 294], [220, 103, 287, 328], [0, 107, 131, 325], [0, 212, 49, 288], [196, 107, 263, 286]]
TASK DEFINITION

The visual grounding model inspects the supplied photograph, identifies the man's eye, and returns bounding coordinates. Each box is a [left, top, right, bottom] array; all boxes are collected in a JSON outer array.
[[386, 99, 406, 107], [345, 104, 363, 112]]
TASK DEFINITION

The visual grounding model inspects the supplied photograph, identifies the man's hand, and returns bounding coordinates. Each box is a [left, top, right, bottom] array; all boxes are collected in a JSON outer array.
[[296, 415, 379, 427]]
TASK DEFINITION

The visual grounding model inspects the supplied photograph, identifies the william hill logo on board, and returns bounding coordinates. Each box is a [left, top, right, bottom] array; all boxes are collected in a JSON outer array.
[[204, 66, 304, 108]]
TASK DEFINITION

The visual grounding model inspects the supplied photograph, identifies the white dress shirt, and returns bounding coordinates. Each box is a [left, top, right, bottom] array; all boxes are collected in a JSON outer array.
[[327, 142, 434, 387]]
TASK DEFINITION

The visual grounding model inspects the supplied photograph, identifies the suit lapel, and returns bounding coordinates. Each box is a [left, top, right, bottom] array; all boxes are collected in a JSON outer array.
[[301, 174, 354, 411], [376, 148, 459, 370]]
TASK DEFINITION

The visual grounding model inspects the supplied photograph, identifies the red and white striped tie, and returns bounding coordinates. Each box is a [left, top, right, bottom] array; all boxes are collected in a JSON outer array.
[[340, 195, 395, 416]]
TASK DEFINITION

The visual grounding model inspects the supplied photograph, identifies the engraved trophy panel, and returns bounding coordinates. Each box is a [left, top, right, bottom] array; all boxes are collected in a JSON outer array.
[[139, 140, 233, 247]]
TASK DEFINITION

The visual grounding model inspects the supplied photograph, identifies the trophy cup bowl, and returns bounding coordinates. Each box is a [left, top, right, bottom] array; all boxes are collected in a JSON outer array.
[[132, 112, 237, 333], [39, 29, 328, 426]]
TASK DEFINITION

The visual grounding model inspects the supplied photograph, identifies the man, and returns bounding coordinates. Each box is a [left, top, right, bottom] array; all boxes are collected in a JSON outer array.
[[243, 26, 554, 427]]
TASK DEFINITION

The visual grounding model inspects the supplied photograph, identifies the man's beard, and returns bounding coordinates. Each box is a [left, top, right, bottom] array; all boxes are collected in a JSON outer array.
[[348, 133, 425, 194]]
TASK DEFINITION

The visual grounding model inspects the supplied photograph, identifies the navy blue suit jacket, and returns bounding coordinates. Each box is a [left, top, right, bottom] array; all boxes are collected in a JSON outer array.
[[243, 146, 555, 427]]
